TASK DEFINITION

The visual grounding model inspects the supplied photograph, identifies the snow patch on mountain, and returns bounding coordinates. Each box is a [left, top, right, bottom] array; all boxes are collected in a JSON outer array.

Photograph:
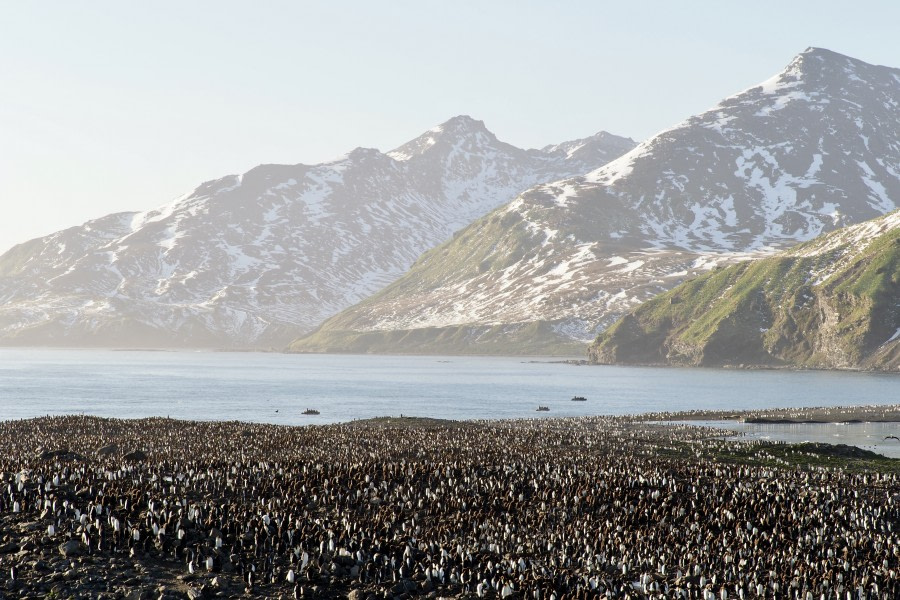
[[786, 209, 900, 286], [0, 116, 636, 348], [293, 48, 900, 354]]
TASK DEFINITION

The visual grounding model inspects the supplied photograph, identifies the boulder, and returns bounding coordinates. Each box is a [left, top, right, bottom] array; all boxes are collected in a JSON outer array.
[[37, 449, 86, 461], [210, 576, 228, 590], [123, 450, 148, 461], [96, 444, 118, 457], [58, 539, 85, 558]]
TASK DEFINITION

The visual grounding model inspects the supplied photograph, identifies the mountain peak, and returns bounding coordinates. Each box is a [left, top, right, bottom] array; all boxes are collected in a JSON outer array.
[[691, 46, 900, 126], [542, 131, 637, 161], [428, 115, 495, 143], [0, 108, 633, 349], [799, 46, 846, 60], [434, 115, 490, 134], [790, 46, 854, 71], [294, 47, 900, 356], [346, 146, 383, 159], [774, 46, 897, 88], [387, 115, 497, 161]]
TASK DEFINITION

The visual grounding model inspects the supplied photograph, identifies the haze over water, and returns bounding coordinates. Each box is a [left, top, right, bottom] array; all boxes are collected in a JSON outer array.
[[1, 349, 895, 426]]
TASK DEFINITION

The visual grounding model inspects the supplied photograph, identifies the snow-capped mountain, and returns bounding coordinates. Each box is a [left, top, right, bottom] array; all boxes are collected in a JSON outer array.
[[0, 116, 635, 348], [292, 48, 900, 355]]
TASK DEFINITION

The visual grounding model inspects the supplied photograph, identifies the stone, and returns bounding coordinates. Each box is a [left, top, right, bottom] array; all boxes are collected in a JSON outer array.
[[333, 555, 356, 568], [96, 444, 118, 456], [32, 560, 49, 572], [123, 449, 148, 461], [390, 580, 418, 596], [210, 576, 227, 589], [58, 540, 84, 558], [0, 542, 18, 554], [37, 448, 85, 461]]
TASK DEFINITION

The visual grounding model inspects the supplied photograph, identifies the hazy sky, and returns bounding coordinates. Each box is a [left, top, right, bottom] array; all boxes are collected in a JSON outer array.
[[2, 0, 898, 253]]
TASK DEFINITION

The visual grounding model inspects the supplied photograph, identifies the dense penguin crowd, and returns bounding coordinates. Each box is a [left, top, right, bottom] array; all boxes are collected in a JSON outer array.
[[1, 415, 900, 599]]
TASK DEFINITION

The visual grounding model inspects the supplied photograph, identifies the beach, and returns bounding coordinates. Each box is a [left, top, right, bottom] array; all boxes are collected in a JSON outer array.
[[1, 411, 899, 599]]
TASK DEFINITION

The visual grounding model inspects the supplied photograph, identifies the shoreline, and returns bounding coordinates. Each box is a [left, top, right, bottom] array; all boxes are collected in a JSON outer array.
[[640, 403, 900, 424], [8, 402, 900, 428], [4, 346, 900, 374]]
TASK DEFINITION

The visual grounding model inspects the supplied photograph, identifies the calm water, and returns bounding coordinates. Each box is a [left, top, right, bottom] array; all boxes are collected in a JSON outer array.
[[691, 420, 900, 459], [0, 349, 896, 428]]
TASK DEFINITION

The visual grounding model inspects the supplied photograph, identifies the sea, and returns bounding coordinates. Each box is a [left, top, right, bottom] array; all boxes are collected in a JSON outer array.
[[1, 348, 898, 454]]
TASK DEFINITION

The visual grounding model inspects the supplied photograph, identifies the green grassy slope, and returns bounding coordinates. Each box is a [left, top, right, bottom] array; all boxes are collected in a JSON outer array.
[[589, 212, 900, 370], [289, 205, 590, 355]]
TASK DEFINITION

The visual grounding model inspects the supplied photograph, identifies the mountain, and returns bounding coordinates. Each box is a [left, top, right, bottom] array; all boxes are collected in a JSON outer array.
[[0, 116, 635, 348], [291, 48, 900, 355], [589, 210, 900, 370]]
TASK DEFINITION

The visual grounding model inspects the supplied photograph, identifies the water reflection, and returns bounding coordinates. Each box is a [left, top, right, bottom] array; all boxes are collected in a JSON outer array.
[[683, 420, 900, 458]]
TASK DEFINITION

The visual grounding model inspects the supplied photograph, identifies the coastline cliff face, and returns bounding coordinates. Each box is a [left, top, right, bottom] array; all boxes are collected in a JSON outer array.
[[588, 211, 900, 370]]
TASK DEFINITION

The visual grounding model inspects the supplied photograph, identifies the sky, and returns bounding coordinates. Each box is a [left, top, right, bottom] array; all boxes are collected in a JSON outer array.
[[1, 0, 899, 253]]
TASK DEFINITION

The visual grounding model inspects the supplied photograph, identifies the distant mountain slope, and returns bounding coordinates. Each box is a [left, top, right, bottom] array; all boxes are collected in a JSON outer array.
[[0, 116, 634, 348], [589, 210, 900, 370], [291, 48, 900, 355]]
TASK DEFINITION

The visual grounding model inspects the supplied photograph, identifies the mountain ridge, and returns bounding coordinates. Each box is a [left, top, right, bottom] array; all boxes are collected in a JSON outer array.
[[291, 47, 900, 355], [0, 117, 635, 348]]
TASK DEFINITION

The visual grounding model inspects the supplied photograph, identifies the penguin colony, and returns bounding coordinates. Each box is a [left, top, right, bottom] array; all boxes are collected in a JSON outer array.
[[1, 414, 900, 599]]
